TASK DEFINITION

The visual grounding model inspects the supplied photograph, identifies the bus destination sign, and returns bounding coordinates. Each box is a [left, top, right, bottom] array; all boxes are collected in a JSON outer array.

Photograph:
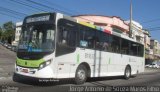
[[26, 15, 50, 23]]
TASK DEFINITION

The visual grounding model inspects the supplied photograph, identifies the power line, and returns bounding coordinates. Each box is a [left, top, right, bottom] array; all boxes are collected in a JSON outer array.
[[143, 25, 160, 31], [141, 18, 160, 24], [25, 0, 72, 15], [0, 11, 22, 19], [148, 29, 160, 32], [10, 0, 47, 12], [0, 6, 26, 20], [8, 0, 102, 24], [146, 26, 160, 30], [0, 6, 27, 16], [44, 0, 96, 23], [26, 0, 95, 23], [44, 0, 79, 15], [43, 0, 95, 22], [145, 26, 160, 32]]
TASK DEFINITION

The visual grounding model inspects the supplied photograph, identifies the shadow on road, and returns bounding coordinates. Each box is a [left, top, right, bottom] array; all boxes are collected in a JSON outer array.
[[12, 73, 76, 86], [12, 73, 133, 87], [86, 76, 130, 86]]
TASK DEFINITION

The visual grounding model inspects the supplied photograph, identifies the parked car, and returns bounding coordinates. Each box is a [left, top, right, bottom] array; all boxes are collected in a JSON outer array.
[[145, 64, 150, 68], [4, 43, 8, 47], [148, 64, 153, 68], [145, 63, 160, 68], [0, 41, 2, 45], [11, 46, 17, 52], [152, 64, 160, 68], [7, 44, 12, 49]]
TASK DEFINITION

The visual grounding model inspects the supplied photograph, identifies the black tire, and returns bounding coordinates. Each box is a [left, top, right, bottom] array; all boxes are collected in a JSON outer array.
[[12, 73, 20, 82], [124, 66, 131, 80], [74, 65, 87, 85]]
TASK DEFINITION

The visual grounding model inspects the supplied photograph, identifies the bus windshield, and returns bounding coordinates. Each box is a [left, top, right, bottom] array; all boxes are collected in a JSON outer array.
[[18, 24, 55, 52]]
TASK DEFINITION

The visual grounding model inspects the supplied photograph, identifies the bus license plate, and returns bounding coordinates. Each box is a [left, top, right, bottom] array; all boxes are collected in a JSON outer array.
[[21, 69, 29, 73]]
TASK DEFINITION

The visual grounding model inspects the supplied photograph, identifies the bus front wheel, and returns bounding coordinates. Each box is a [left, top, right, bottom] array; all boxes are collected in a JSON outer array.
[[74, 65, 87, 85], [124, 66, 131, 80]]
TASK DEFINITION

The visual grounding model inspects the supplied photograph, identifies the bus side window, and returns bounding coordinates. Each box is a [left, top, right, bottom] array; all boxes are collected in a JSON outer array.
[[79, 29, 88, 48], [138, 44, 144, 57], [110, 35, 120, 53], [95, 31, 102, 50], [62, 29, 67, 44], [130, 42, 138, 56], [58, 27, 67, 44], [103, 33, 110, 51], [79, 26, 96, 49], [59, 26, 76, 48], [56, 19, 77, 56], [121, 38, 129, 54]]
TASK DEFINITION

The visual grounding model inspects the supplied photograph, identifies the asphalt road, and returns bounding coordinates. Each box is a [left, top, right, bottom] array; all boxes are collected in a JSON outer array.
[[0, 45, 16, 79], [1, 45, 160, 92]]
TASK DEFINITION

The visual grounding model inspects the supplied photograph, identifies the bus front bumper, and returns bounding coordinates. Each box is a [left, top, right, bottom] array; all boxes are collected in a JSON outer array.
[[15, 65, 56, 79]]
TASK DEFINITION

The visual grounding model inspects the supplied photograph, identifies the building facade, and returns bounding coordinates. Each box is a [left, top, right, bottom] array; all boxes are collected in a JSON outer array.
[[73, 15, 129, 35], [143, 30, 154, 64], [125, 21, 144, 44], [12, 22, 22, 46], [150, 39, 160, 60], [143, 30, 151, 51]]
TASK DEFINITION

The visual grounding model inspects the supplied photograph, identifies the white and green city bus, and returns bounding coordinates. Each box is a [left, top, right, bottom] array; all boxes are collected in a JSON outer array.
[[15, 12, 145, 84]]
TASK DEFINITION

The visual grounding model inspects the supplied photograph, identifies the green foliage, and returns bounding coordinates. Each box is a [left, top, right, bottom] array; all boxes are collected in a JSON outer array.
[[1, 21, 15, 44], [3, 21, 15, 31], [0, 27, 2, 37]]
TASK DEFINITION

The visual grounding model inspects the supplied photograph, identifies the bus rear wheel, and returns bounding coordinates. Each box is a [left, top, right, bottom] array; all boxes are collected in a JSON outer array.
[[74, 65, 87, 85], [124, 66, 131, 80]]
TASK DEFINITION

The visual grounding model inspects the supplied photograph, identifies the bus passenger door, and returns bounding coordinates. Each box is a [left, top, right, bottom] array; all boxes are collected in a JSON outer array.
[[56, 19, 77, 78]]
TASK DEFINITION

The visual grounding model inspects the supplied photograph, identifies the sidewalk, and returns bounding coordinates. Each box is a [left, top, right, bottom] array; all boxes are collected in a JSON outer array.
[[144, 68, 160, 73]]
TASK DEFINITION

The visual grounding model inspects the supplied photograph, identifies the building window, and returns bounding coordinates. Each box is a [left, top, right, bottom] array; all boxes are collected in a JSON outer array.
[[113, 28, 123, 33]]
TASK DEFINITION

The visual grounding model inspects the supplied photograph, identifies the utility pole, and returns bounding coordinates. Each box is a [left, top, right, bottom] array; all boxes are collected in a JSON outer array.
[[129, 0, 132, 38]]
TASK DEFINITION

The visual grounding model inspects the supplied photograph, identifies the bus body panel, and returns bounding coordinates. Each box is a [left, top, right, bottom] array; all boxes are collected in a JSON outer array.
[[56, 52, 77, 78]]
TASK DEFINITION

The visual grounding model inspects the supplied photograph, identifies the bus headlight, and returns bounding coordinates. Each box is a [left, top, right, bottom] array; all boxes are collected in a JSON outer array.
[[39, 59, 52, 70]]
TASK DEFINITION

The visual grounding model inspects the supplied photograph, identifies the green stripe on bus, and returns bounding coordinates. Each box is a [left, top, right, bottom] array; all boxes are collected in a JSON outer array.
[[77, 54, 80, 63], [16, 58, 44, 68]]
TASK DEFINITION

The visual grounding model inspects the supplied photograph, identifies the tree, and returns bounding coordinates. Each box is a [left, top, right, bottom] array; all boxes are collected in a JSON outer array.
[[0, 26, 2, 41], [2, 21, 15, 44]]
